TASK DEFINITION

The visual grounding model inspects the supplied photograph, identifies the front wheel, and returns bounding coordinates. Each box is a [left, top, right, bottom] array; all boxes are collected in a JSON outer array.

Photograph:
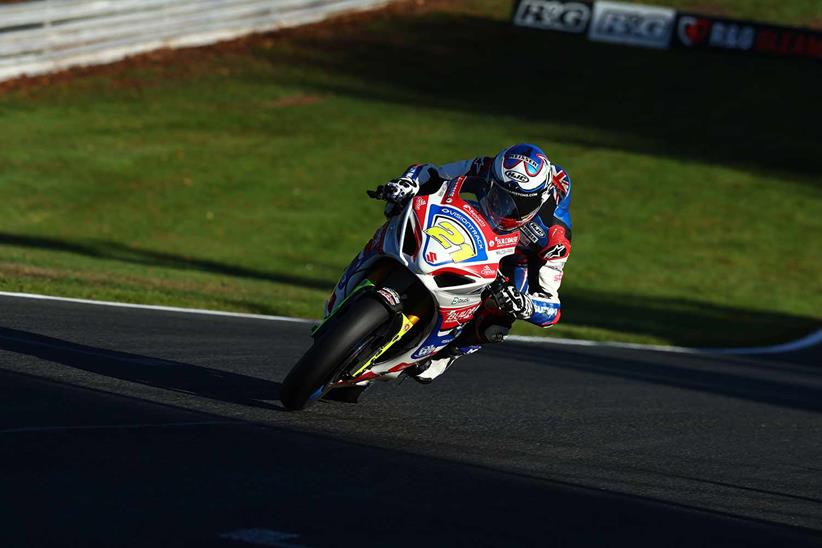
[[280, 293, 391, 411]]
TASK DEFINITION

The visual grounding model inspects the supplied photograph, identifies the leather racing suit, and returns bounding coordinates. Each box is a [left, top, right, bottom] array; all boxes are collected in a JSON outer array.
[[398, 156, 573, 355]]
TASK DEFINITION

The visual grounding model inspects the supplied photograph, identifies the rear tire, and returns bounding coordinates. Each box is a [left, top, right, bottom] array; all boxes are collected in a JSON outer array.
[[280, 293, 391, 411]]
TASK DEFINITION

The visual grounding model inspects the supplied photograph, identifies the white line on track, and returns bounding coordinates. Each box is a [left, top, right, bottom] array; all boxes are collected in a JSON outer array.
[[0, 290, 310, 323], [219, 529, 307, 547], [1, 290, 819, 356], [508, 330, 822, 356], [0, 420, 239, 435]]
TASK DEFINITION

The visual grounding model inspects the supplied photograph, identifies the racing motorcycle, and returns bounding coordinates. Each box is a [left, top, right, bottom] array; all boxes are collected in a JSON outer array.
[[280, 176, 520, 410]]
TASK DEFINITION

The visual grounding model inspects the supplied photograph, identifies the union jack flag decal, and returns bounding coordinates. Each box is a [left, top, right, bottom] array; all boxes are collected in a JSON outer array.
[[550, 167, 570, 200]]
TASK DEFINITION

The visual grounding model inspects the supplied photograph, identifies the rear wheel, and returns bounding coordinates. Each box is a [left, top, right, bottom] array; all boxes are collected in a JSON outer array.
[[280, 293, 391, 411]]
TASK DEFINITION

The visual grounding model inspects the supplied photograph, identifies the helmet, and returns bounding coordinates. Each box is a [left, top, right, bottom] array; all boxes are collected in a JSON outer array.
[[480, 143, 552, 232]]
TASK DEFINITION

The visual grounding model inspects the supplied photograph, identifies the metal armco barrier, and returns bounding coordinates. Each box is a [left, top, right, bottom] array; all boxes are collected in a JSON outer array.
[[511, 0, 822, 59], [0, 0, 391, 82]]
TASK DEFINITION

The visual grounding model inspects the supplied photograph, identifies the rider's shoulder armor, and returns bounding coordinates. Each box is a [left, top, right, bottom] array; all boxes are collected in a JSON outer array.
[[468, 156, 494, 179]]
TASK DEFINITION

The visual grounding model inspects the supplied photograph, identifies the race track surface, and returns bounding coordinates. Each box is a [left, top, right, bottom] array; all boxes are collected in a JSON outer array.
[[1, 294, 820, 547]]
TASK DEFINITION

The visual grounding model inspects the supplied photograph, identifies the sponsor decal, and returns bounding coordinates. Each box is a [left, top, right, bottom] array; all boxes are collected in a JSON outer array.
[[508, 153, 541, 172], [481, 264, 496, 277], [403, 164, 423, 180], [676, 15, 755, 51], [519, 224, 539, 244], [512, 0, 592, 34], [410, 318, 460, 359], [494, 234, 520, 247], [441, 305, 480, 330], [461, 203, 488, 228], [677, 15, 710, 46], [414, 196, 427, 211], [425, 251, 438, 263], [519, 221, 546, 245], [754, 27, 822, 60], [707, 21, 755, 50], [674, 13, 821, 59], [542, 243, 567, 260], [533, 300, 560, 319], [471, 157, 493, 178], [451, 296, 470, 305], [505, 170, 529, 183], [445, 178, 462, 201], [588, 1, 675, 49], [415, 345, 439, 358], [541, 225, 571, 260], [377, 287, 401, 307]]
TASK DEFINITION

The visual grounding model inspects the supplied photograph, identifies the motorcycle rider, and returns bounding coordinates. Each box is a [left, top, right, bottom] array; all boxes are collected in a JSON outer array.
[[372, 143, 572, 383]]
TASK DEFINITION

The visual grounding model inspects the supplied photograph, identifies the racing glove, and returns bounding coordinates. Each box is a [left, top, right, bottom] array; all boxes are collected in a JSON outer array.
[[382, 177, 419, 204], [489, 284, 534, 321], [367, 178, 418, 203], [367, 177, 420, 217]]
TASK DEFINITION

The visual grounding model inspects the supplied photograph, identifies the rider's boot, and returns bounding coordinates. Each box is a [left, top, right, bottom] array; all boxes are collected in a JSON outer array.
[[406, 310, 512, 384], [406, 344, 482, 384]]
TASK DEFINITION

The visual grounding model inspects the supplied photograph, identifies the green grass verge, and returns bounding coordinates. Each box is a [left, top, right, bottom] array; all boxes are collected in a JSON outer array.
[[0, 1, 819, 347]]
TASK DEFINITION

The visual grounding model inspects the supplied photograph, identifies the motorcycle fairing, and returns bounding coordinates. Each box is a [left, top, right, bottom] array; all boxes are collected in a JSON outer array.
[[326, 177, 520, 381]]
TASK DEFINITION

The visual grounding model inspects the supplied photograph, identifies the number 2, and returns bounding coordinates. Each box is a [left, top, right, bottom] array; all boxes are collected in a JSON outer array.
[[425, 220, 476, 263]]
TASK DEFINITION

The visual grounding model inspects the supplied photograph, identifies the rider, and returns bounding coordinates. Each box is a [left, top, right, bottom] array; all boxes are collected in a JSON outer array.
[[373, 143, 572, 383]]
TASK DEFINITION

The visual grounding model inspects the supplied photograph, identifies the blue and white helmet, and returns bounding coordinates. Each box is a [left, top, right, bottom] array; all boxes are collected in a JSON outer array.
[[481, 143, 552, 231]]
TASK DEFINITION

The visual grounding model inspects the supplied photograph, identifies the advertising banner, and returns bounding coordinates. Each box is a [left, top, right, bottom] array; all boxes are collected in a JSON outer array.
[[511, 0, 594, 35], [588, 1, 675, 49], [510, 0, 821, 60], [675, 14, 756, 51], [675, 13, 822, 60]]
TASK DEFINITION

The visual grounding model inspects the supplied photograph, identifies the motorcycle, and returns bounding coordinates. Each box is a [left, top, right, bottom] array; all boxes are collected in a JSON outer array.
[[280, 175, 520, 410]]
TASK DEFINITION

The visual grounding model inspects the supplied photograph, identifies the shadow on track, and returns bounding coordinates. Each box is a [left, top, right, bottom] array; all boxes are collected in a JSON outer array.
[[1, 368, 820, 547], [486, 343, 822, 413], [558, 289, 820, 348], [0, 327, 284, 410]]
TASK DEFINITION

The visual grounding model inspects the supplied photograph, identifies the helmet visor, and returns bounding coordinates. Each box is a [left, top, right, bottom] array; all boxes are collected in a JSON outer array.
[[480, 181, 544, 232]]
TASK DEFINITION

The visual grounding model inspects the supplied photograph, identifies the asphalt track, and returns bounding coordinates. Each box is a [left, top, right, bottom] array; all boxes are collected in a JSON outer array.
[[0, 294, 820, 547]]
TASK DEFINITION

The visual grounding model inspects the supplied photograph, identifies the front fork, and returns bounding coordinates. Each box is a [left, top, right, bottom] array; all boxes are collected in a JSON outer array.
[[319, 258, 431, 382]]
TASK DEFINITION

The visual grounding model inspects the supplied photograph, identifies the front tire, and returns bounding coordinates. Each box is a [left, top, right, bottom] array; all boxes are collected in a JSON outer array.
[[280, 293, 391, 411]]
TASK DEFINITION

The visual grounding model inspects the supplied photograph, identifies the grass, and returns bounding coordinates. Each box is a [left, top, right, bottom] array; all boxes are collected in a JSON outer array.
[[0, 0, 819, 347]]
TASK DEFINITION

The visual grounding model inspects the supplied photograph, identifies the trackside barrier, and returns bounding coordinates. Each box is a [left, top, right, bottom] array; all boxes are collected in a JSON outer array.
[[511, 0, 822, 60], [0, 0, 392, 83]]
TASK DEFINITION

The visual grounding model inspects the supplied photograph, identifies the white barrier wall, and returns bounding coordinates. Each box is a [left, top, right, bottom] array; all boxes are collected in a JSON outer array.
[[0, 0, 391, 82]]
